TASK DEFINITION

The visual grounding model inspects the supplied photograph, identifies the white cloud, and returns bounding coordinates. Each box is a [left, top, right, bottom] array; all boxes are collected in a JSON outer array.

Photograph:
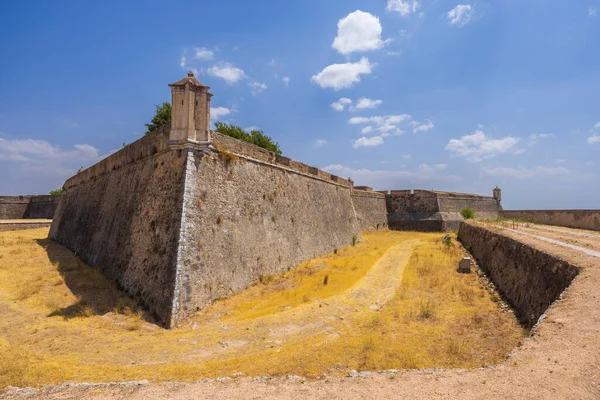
[[207, 62, 247, 84], [194, 47, 214, 60], [585, 161, 594, 167], [590, 7, 597, 17], [362, 126, 374, 134], [210, 106, 232, 120], [482, 166, 573, 179], [412, 120, 434, 134], [402, 154, 411, 160], [322, 163, 461, 188], [352, 136, 384, 148], [0, 138, 100, 163], [314, 139, 328, 148], [267, 58, 276, 66], [0, 137, 105, 186], [332, 10, 389, 55], [445, 130, 520, 162], [244, 126, 259, 132], [282, 76, 290, 87], [386, 0, 420, 17], [588, 134, 600, 144], [351, 98, 382, 111], [349, 114, 411, 135], [311, 57, 374, 90], [529, 133, 555, 146], [179, 55, 186, 68], [419, 163, 447, 172], [594, 121, 600, 129], [447, 4, 474, 26], [331, 98, 353, 111], [249, 81, 267, 94]]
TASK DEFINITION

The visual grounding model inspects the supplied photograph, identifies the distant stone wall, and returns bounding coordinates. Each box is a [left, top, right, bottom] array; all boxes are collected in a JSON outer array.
[[23, 195, 61, 219], [0, 196, 30, 219], [0, 195, 61, 219], [384, 190, 502, 232], [500, 210, 600, 232], [458, 222, 580, 328], [50, 127, 186, 327], [0, 221, 52, 232], [351, 189, 388, 231]]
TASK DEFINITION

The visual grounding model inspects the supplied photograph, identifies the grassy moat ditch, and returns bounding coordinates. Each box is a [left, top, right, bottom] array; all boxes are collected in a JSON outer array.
[[0, 228, 525, 388]]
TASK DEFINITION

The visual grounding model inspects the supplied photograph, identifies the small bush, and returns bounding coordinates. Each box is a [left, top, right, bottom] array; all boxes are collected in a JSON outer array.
[[351, 235, 358, 246], [323, 274, 329, 285], [418, 299, 436, 319], [460, 208, 475, 219], [443, 235, 452, 247], [15, 282, 43, 301]]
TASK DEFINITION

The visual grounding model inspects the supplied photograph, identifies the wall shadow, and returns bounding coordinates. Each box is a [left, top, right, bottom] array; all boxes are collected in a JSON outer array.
[[35, 238, 155, 324]]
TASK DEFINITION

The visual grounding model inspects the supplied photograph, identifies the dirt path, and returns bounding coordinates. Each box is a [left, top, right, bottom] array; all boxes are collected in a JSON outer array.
[[2, 226, 599, 400]]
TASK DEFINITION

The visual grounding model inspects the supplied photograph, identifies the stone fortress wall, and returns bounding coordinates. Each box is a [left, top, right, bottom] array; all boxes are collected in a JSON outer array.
[[50, 126, 187, 327], [500, 210, 600, 232], [50, 122, 368, 326], [47, 72, 501, 327], [49, 73, 379, 326], [0, 195, 61, 219], [350, 186, 388, 231], [384, 189, 502, 232]]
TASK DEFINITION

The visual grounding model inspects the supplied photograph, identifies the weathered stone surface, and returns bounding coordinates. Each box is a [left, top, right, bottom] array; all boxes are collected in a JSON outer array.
[[500, 210, 600, 232], [0, 195, 61, 219], [458, 222, 580, 328], [172, 148, 361, 325], [50, 142, 186, 327], [0, 221, 52, 232], [386, 190, 502, 232], [351, 189, 387, 231]]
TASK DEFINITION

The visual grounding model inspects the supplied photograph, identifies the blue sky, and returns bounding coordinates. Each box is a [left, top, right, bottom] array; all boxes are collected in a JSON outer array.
[[0, 0, 599, 209]]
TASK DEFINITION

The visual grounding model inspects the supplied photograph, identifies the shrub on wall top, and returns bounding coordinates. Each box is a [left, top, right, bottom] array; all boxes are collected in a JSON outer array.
[[461, 208, 475, 219], [214, 122, 282, 155]]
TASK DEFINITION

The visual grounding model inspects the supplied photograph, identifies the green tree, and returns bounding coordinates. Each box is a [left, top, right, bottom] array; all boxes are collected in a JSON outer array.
[[214, 122, 282, 155], [49, 188, 64, 195], [144, 103, 282, 154], [145, 102, 172, 134]]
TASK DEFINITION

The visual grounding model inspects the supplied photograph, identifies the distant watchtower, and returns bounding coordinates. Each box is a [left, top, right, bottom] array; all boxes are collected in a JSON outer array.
[[493, 186, 502, 202], [169, 72, 213, 145]]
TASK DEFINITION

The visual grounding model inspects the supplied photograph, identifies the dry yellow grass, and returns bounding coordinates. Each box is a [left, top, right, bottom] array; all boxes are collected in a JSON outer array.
[[0, 228, 523, 388]]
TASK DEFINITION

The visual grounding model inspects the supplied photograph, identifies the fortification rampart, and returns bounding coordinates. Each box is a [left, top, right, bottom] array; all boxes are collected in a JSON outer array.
[[458, 222, 580, 328], [0, 195, 62, 219], [172, 148, 360, 324], [350, 189, 387, 231], [384, 189, 502, 231], [62, 124, 173, 190], [47, 72, 504, 328], [500, 210, 600, 232], [50, 146, 186, 327], [50, 108, 364, 326]]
